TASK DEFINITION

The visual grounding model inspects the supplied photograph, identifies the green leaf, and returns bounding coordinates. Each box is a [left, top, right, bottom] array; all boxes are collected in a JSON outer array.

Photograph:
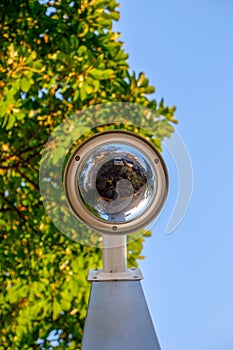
[[53, 300, 62, 320], [78, 45, 88, 56], [89, 68, 102, 79], [16, 111, 26, 121], [107, 0, 118, 11], [89, 68, 114, 80], [110, 11, 120, 21], [70, 35, 79, 49], [144, 86, 155, 94], [73, 89, 79, 101], [21, 77, 31, 92], [80, 81, 87, 101], [101, 69, 114, 79], [0, 102, 7, 118], [6, 114, 16, 130]]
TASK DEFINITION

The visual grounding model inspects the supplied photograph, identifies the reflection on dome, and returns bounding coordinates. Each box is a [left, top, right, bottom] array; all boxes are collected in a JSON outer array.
[[77, 143, 157, 223]]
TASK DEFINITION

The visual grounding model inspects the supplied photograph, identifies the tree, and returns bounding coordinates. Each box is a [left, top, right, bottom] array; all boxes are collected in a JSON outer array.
[[0, 0, 177, 349]]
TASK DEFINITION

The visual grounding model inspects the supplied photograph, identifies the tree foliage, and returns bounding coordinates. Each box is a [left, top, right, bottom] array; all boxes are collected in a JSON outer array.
[[0, 0, 177, 349]]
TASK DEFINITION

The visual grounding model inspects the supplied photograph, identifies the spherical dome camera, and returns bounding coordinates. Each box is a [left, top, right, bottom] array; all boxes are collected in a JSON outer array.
[[64, 130, 168, 235]]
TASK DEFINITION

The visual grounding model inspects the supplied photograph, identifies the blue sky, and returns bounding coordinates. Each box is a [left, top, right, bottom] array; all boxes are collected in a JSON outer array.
[[115, 1, 233, 349]]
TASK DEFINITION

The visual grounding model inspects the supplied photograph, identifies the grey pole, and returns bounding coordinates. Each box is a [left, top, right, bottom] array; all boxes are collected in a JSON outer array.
[[81, 281, 161, 350], [81, 235, 161, 350]]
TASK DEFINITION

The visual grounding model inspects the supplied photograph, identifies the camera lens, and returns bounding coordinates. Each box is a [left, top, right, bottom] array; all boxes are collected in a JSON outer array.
[[77, 143, 156, 223]]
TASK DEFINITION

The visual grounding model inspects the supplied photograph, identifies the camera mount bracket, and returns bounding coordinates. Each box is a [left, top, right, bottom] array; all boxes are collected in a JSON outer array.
[[88, 268, 143, 281], [88, 235, 143, 281]]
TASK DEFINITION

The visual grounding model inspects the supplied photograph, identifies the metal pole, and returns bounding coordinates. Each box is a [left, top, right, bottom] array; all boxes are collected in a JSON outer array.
[[81, 281, 162, 350], [103, 234, 127, 273]]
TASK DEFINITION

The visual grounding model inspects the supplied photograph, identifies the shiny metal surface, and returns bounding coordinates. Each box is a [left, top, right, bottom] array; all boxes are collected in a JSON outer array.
[[78, 142, 155, 223], [64, 131, 168, 235], [81, 281, 161, 350]]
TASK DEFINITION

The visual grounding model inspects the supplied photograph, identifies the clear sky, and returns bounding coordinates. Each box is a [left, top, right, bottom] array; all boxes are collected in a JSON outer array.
[[115, 1, 233, 349]]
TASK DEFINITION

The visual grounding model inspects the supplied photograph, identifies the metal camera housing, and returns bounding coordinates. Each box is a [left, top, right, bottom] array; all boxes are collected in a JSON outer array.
[[64, 130, 168, 235]]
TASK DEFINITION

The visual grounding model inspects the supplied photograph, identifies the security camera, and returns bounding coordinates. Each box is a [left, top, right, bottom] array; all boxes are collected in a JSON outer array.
[[64, 130, 168, 235]]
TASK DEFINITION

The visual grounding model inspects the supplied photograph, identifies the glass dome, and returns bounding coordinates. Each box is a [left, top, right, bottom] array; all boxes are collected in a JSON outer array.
[[76, 143, 157, 223]]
